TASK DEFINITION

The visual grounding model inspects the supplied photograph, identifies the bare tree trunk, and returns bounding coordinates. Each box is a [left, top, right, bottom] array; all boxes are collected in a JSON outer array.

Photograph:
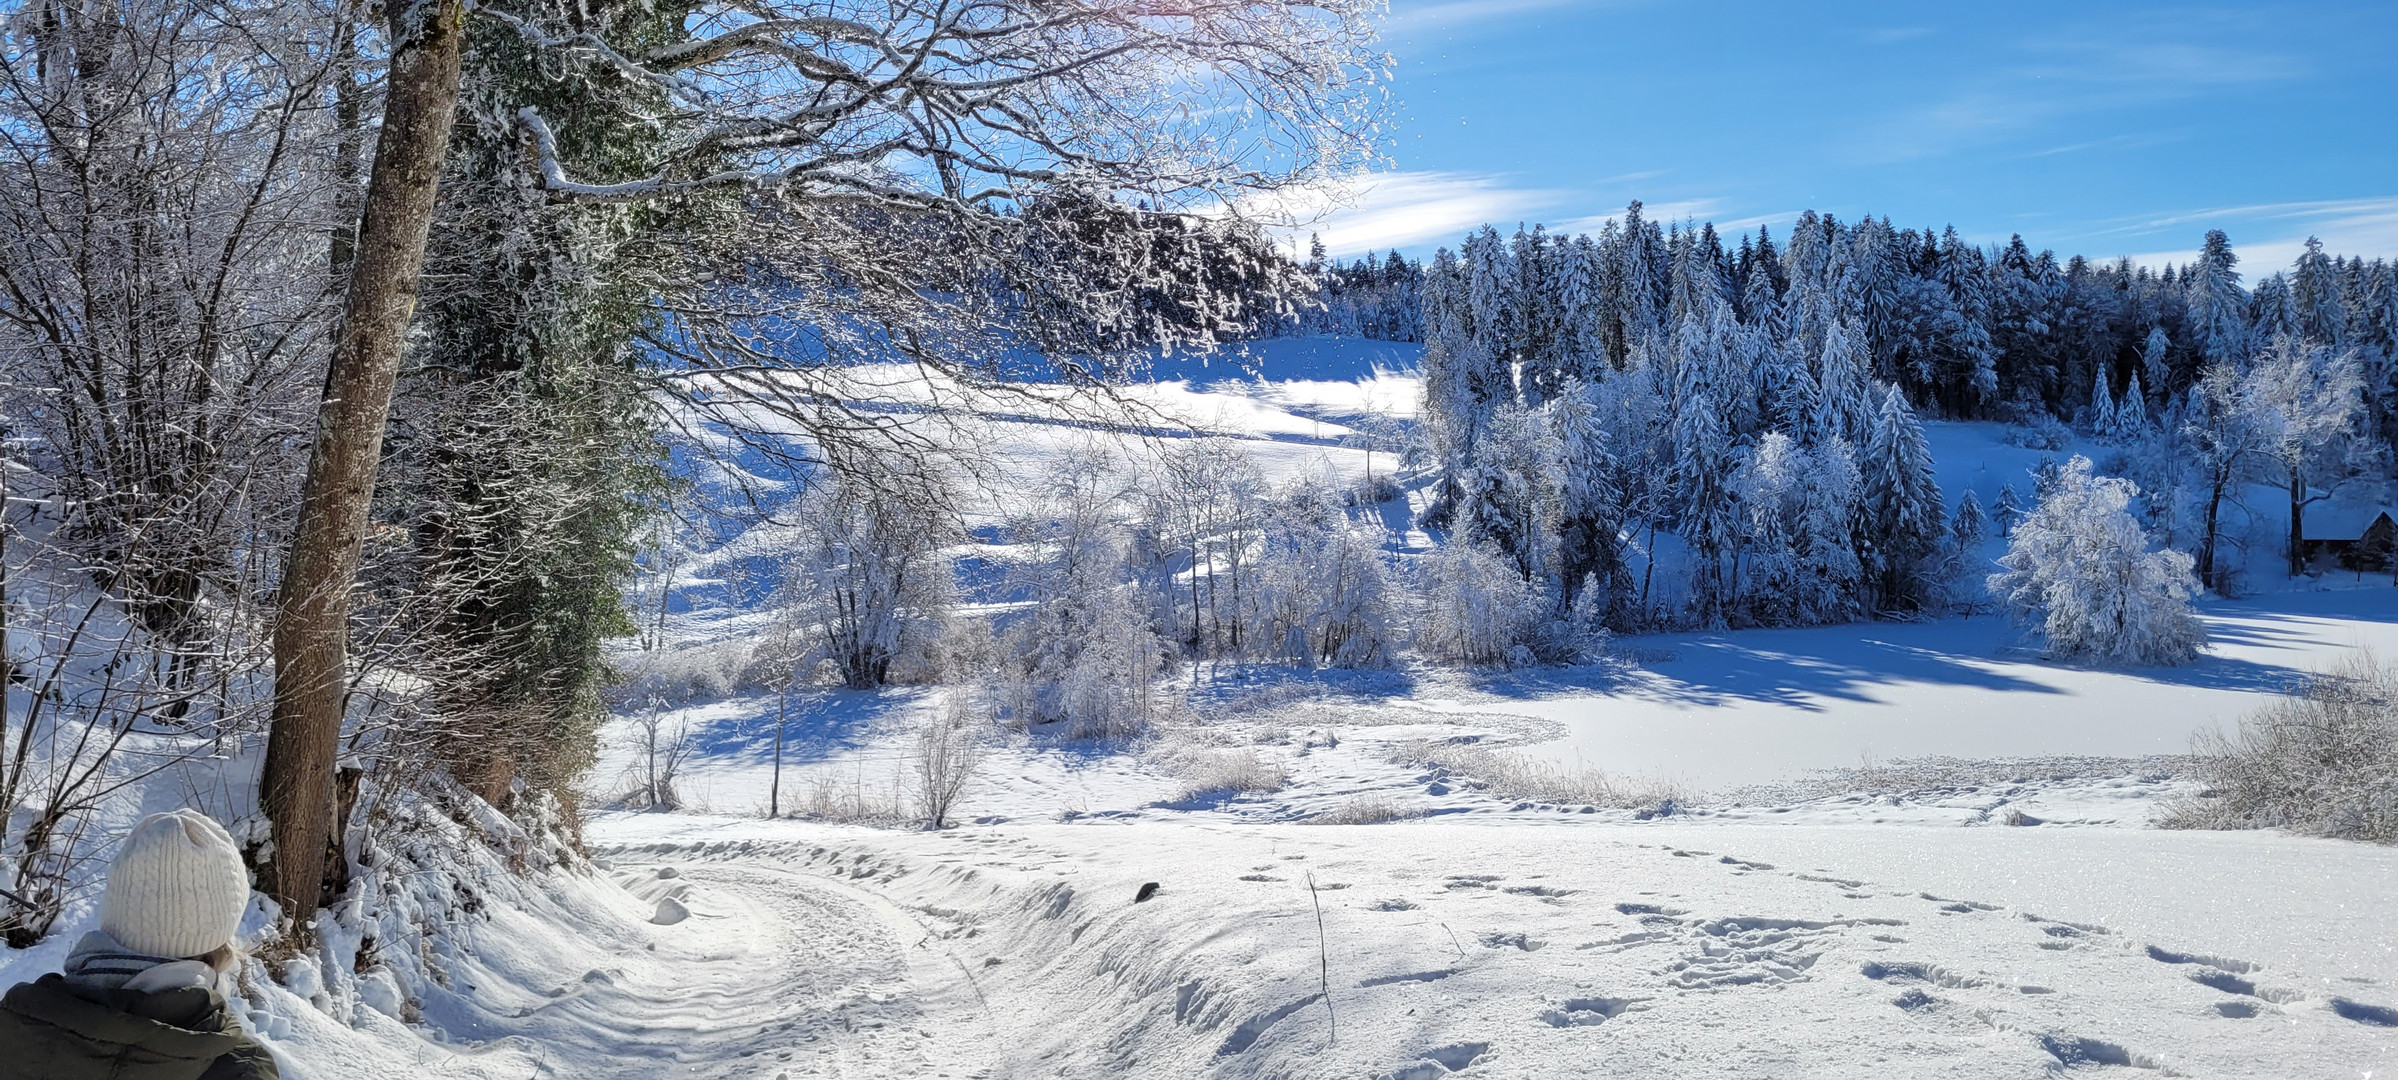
[[259, 0, 466, 923], [2198, 470, 2226, 592], [769, 680, 787, 818], [2287, 460, 2306, 579]]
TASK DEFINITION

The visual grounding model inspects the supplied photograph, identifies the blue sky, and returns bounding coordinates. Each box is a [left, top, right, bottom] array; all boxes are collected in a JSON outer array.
[[1300, 0, 2398, 273]]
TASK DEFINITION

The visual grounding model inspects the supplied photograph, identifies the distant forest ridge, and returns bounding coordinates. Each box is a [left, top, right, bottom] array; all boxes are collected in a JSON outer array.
[[1277, 204, 2394, 435]]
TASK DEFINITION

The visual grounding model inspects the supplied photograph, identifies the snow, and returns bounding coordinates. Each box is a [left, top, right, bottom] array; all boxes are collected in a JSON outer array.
[[521, 352, 2398, 1077], [16, 338, 2398, 1080], [572, 813, 2398, 1079], [1471, 588, 2396, 790]]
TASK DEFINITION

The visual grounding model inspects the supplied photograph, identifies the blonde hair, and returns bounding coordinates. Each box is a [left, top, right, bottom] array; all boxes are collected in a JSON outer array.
[[191, 944, 238, 973]]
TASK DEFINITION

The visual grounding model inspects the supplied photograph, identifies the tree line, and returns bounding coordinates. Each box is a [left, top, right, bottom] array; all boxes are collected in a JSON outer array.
[[1278, 208, 2391, 632]]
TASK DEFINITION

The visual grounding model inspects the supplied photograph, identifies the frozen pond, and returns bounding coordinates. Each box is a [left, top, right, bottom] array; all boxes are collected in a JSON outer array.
[[1467, 588, 2398, 791]]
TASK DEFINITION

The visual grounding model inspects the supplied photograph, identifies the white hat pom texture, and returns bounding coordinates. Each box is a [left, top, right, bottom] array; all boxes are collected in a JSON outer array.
[[100, 810, 252, 960]]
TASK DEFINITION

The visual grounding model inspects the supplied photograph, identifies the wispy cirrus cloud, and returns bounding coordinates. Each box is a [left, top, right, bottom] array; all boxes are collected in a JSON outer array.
[[1262, 171, 1569, 256], [1847, 29, 2300, 164], [2099, 197, 2398, 269], [1384, 0, 1634, 36]]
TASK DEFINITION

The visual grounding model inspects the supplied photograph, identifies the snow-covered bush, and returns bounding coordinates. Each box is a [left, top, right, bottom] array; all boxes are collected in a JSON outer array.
[[1160, 743, 1288, 800], [1987, 456, 2206, 666], [913, 697, 986, 829], [617, 637, 760, 704], [1413, 535, 1607, 667], [781, 470, 960, 689], [991, 459, 1170, 737], [2002, 414, 2075, 451], [1342, 473, 1403, 508], [2163, 652, 2398, 843], [1256, 479, 1400, 668], [1415, 538, 1538, 666]]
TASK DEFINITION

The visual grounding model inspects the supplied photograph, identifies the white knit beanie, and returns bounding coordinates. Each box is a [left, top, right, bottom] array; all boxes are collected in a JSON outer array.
[[100, 810, 251, 960]]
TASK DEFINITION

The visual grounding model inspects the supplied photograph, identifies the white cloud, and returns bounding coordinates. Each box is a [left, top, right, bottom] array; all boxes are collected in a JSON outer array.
[[1554, 201, 1800, 239], [1265, 171, 1567, 256], [1385, 0, 1608, 35], [2102, 197, 2398, 271]]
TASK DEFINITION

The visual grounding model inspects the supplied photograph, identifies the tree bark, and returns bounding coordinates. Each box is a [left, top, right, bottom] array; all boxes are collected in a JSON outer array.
[[259, 0, 466, 923], [2287, 462, 2306, 578], [2198, 469, 2227, 592]]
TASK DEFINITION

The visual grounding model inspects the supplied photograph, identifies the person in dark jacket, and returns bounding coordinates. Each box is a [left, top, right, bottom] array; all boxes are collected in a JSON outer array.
[[0, 810, 278, 1079]]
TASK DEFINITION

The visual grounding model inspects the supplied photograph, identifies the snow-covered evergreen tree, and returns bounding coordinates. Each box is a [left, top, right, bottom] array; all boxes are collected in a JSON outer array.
[[1810, 318, 1873, 445], [2089, 366, 2118, 437], [1993, 483, 2024, 539], [2186, 230, 2250, 368], [2293, 236, 2349, 347], [1554, 378, 1625, 617], [1862, 383, 1946, 609], [1733, 431, 1804, 624], [1952, 490, 1988, 553], [1988, 456, 2206, 666], [2117, 371, 2149, 434], [1793, 436, 1865, 623], [2251, 274, 2300, 343], [2141, 324, 2172, 388], [1938, 226, 2000, 407], [1671, 305, 1742, 625]]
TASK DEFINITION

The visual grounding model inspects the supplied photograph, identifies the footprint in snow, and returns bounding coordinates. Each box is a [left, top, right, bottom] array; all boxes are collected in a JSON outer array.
[[1537, 996, 1643, 1027], [1480, 931, 1545, 951], [2037, 1034, 2168, 1072], [1377, 1041, 1491, 1080]]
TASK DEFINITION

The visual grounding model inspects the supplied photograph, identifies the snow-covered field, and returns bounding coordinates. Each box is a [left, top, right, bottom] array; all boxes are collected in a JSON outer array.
[[473, 341, 2398, 1078], [15, 338, 2390, 1080], [550, 814, 2398, 1079]]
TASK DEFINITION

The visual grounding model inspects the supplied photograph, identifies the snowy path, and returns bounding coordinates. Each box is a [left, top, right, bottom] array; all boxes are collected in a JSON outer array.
[[564, 857, 999, 1079]]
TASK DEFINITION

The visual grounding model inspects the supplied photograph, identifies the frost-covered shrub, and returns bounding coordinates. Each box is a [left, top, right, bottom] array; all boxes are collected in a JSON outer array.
[[913, 697, 986, 829], [2163, 652, 2398, 843], [1257, 481, 1400, 668], [1394, 740, 1681, 811], [781, 471, 960, 689], [1414, 537, 1545, 666], [1310, 794, 1421, 824], [1414, 539, 1602, 667], [1160, 744, 1287, 800], [1987, 456, 2205, 666], [617, 638, 759, 703], [1342, 473, 1403, 507], [2002, 414, 2075, 451], [990, 461, 1170, 737]]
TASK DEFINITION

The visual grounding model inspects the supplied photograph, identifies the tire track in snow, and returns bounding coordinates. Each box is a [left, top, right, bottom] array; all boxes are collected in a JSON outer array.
[[554, 855, 999, 1079]]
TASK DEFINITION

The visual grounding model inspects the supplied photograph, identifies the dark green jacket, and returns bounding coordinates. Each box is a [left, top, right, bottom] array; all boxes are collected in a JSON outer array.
[[0, 974, 277, 1080]]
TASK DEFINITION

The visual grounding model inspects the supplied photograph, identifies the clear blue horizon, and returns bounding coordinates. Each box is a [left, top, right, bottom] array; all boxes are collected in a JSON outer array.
[[1300, 0, 2398, 274]]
